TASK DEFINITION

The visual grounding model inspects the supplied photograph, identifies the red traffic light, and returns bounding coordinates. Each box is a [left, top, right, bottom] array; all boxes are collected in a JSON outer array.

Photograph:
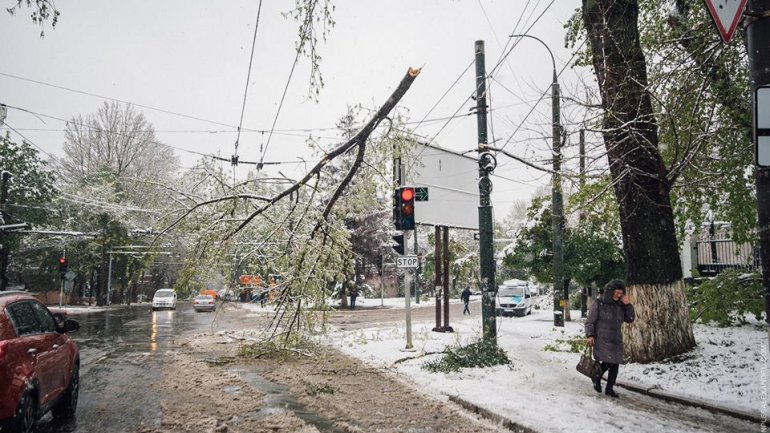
[[400, 188, 415, 201], [58, 257, 67, 265]]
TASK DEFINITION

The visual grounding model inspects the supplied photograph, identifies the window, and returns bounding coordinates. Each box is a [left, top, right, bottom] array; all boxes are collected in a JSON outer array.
[[7, 302, 39, 336], [29, 301, 56, 333]]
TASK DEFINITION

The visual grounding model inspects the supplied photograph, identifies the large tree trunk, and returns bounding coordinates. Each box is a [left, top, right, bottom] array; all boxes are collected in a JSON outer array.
[[582, 0, 695, 361], [625, 281, 694, 362]]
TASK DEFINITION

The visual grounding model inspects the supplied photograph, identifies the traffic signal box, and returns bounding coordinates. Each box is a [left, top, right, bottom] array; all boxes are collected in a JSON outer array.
[[394, 186, 415, 230], [58, 257, 68, 279]]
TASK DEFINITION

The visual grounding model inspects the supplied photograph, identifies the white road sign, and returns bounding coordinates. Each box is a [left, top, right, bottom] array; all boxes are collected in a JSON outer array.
[[396, 255, 418, 268], [704, 0, 747, 43]]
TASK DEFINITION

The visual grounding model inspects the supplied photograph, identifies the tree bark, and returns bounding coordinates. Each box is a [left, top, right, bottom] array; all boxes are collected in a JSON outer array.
[[582, 0, 695, 360], [624, 281, 694, 362]]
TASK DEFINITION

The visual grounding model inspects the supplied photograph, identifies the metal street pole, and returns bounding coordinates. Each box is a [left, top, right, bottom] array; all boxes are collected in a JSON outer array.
[[107, 252, 113, 306], [0, 172, 11, 292], [510, 34, 565, 327], [475, 40, 497, 343], [747, 0, 770, 325]]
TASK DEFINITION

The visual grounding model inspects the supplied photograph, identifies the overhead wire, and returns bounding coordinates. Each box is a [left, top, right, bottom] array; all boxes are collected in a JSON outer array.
[[256, 0, 319, 173], [0, 71, 237, 129], [233, 0, 264, 166]]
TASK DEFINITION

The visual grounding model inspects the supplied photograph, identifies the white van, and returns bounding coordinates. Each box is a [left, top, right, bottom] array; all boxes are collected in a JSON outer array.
[[151, 288, 177, 311], [496, 279, 532, 317]]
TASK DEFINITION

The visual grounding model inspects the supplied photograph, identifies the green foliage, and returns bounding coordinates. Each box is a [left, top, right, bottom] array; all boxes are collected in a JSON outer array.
[[687, 270, 764, 327], [568, 0, 755, 244], [237, 334, 319, 359], [422, 340, 511, 374], [542, 330, 587, 353], [0, 133, 57, 227], [502, 194, 625, 288], [305, 382, 335, 396]]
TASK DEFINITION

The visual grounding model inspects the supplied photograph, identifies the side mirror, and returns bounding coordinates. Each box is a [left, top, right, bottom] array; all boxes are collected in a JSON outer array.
[[525, 293, 531, 299], [62, 319, 80, 334], [52, 312, 66, 327]]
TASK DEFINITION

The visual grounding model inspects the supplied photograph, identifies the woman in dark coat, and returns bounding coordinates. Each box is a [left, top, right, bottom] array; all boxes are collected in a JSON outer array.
[[585, 279, 635, 398]]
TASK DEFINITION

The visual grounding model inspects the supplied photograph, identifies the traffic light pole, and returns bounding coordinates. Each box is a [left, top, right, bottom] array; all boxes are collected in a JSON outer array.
[[747, 0, 770, 325], [475, 40, 497, 343]]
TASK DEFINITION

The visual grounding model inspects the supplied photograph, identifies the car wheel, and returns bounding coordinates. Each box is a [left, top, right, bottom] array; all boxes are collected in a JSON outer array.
[[52, 364, 79, 420], [4, 388, 37, 433]]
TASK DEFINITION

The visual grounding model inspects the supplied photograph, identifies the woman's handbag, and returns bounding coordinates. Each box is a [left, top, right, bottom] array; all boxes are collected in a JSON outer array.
[[576, 345, 602, 380]]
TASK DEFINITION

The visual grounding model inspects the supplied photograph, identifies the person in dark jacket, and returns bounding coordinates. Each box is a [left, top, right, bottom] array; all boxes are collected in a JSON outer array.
[[585, 279, 635, 398], [349, 284, 358, 310], [461, 286, 472, 315]]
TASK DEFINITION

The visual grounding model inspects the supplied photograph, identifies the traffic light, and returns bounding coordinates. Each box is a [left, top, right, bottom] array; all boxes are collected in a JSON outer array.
[[58, 257, 68, 278], [392, 234, 405, 255], [394, 187, 415, 230]]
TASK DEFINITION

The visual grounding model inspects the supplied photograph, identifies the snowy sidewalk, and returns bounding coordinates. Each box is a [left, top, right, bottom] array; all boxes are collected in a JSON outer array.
[[325, 299, 768, 433]]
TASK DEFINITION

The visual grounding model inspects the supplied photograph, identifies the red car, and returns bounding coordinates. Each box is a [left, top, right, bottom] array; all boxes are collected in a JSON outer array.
[[0, 291, 80, 432]]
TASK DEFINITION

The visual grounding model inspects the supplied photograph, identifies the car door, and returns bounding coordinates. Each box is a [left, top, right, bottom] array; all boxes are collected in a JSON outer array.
[[6, 301, 66, 406], [29, 301, 71, 402]]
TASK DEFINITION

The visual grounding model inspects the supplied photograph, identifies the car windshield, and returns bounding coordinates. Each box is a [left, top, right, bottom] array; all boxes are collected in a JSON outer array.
[[498, 287, 525, 297], [195, 295, 213, 301], [155, 291, 174, 298]]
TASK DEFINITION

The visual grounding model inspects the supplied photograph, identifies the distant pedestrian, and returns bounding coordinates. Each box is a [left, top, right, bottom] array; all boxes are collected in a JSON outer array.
[[461, 286, 472, 315], [585, 279, 635, 398], [349, 285, 358, 310]]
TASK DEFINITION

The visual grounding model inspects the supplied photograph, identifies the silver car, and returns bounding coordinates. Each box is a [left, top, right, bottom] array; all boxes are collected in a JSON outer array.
[[193, 295, 216, 312]]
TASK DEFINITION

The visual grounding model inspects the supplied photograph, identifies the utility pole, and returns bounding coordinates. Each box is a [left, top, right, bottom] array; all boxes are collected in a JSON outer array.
[[510, 33, 565, 327], [748, 0, 770, 325], [0, 172, 11, 292], [579, 129, 588, 318], [550, 50, 565, 328], [475, 40, 497, 343], [414, 228, 419, 304]]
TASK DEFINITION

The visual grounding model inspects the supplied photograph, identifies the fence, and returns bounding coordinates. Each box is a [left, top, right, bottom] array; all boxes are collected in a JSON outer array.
[[695, 230, 760, 277]]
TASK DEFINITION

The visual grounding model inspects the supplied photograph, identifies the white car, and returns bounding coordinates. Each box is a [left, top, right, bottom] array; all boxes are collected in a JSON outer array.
[[496, 279, 532, 317], [151, 288, 177, 311]]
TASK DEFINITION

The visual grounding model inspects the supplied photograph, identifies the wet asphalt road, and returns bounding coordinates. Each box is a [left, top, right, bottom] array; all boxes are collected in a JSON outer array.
[[33, 301, 247, 433]]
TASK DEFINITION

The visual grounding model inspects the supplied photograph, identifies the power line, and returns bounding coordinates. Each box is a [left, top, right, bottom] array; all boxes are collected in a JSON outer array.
[[256, 0, 319, 173], [233, 0, 264, 164], [0, 71, 237, 129]]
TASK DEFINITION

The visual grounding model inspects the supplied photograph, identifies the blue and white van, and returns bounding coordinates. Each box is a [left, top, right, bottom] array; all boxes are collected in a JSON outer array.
[[495, 279, 532, 317]]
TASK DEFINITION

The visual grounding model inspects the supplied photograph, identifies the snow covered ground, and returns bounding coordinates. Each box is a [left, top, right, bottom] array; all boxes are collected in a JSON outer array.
[[313, 295, 769, 432]]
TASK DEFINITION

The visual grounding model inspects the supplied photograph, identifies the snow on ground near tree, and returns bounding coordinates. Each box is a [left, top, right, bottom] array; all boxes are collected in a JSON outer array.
[[305, 296, 768, 432]]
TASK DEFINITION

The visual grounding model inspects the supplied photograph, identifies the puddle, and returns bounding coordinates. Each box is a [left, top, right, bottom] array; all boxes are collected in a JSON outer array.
[[229, 367, 346, 433]]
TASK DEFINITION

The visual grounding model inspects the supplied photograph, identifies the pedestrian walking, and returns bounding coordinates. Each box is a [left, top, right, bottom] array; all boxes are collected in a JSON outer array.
[[461, 286, 472, 315], [584, 279, 635, 398], [349, 285, 358, 310]]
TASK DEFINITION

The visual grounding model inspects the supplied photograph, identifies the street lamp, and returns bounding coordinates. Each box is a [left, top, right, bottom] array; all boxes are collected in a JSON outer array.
[[509, 34, 565, 327]]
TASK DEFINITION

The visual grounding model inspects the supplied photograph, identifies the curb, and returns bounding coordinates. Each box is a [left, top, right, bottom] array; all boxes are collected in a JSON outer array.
[[447, 395, 540, 433], [447, 382, 767, 431], [615, 379, 769, 427]]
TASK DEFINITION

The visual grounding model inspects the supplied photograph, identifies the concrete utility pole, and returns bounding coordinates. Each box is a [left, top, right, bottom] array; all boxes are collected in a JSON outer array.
[[511, 33, 565, 327], [475, 40, 497, 343], [747, 0, 770, 325]]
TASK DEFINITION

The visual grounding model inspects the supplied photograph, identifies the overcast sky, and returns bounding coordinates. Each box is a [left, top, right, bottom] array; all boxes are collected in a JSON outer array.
[[0, 0, 590, 220]]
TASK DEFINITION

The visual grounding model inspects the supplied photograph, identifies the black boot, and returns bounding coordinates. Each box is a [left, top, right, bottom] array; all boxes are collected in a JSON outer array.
[[592, 378, 602, 393], [605, 388, 619, 398]]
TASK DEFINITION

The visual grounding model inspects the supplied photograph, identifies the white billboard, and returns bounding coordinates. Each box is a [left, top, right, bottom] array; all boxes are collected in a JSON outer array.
[[403, 142, 479, 230]]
